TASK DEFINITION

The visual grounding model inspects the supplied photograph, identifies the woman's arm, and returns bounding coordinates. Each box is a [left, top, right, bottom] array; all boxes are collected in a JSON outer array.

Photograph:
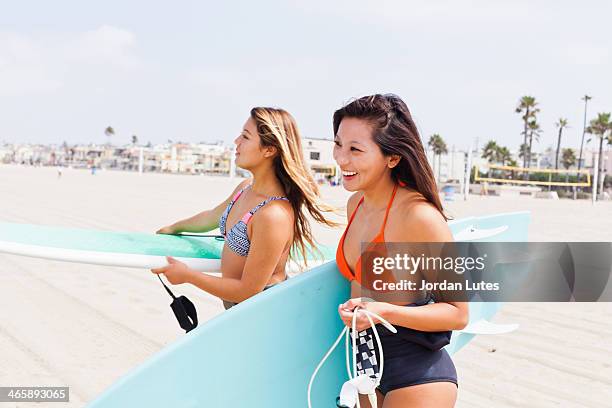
[[157, 179, 251, 234], [186, 201, 293, 302], [393, 202, 468, 328], [383, 301, 468, 331]]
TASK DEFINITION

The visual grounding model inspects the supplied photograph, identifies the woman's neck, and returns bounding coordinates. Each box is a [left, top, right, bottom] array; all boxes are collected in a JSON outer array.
[[249, 164, 284, 197], [361, 176, 396, 212]]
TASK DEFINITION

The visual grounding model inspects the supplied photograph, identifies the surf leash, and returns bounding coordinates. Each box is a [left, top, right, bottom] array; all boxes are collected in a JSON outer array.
[[157, 275, 198, 333], [175, 233, 225, 242], [307, 306, 397, 408]]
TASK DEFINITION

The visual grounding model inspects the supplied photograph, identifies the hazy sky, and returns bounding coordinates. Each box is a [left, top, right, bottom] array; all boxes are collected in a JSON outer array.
[[1, 0, 610, 153]]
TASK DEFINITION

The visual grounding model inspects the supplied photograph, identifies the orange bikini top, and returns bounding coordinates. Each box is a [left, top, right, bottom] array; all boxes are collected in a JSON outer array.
[[336, 184, 399, 283]]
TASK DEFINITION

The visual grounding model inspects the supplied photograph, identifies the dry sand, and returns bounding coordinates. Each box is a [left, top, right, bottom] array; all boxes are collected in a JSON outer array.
[[0, 164, 611, 407]]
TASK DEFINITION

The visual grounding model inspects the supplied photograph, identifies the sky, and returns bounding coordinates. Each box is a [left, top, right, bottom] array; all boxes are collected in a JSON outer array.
[[1, 0, 611, 153]]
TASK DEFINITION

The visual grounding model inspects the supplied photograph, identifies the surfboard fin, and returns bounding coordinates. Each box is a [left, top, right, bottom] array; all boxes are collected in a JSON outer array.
[[454, 225, 509, 241]]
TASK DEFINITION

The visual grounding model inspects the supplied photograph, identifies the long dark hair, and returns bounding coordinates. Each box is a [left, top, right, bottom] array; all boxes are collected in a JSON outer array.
[[250, 107, 338, 264], [333, 94, 447, 220]]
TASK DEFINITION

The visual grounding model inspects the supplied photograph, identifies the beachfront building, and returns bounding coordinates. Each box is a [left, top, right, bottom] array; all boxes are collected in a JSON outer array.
[[0, 142, 233, 174], [582, 148, 612, 194], [425, 146, 480, 184], [160, 143, 231, 174], [0, 145, 13, 163], [6, 144, 62, 166], [193, 143, 231, 174], [143, 145, 168, 172], [540, 146, 611, 183], [70, 145, 105, 168], [0, 144, 17, 164], [539, 147, 559, 169], [581, 148, 612, 173], [303, 138, 337, 184]]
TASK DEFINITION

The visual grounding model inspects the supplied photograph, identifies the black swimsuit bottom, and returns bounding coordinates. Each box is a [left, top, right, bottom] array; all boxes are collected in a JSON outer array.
[[354, 298, 458, 395]]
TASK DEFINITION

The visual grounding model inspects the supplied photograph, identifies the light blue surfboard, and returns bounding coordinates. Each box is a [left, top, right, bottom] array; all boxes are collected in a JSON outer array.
[[88, 212, 530, 407], [0, 222, 334, 271]]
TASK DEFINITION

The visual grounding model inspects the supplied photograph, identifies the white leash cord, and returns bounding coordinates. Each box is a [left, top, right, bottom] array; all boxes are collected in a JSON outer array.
[[307, 325, 347, 408], [307, 306, 397, 408]]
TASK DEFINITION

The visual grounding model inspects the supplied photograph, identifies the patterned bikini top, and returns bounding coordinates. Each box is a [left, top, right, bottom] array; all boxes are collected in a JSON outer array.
[[219, 185, 289, 257]]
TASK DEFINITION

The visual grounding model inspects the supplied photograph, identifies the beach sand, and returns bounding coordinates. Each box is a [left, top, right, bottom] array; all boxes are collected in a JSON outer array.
[[0, 164, 611, 407]]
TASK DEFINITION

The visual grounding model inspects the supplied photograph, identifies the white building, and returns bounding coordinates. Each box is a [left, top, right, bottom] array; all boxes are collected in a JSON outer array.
[[302, 138, 337, 183], [581, 147, 612, 173], [162, 143, 230, 174], [0, 145, 12, 163], [426, 146, 475, 183]]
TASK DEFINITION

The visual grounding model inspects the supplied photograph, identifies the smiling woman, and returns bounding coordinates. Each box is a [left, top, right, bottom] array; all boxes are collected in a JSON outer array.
[[332, 94, 467, 408], [333, 95, 444, 214], [153, 107, 337, 309]]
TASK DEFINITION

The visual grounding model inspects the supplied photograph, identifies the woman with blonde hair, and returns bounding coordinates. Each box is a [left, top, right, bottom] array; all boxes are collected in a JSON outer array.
[[152, 107, 335, 309]]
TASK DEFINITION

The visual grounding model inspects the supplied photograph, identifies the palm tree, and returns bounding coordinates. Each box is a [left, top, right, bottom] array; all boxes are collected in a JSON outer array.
[[131, 135, 139, 145], [104, 126, 115, 146], [561, 148, 576, 169], [481, 140, 498, 179], [561, 148, 577, 186], [515, 96, 539, 169], [586, 112, 612, 197], [497, 146, 512, 166], [554, 118, 569, 169], [518, 143, 529, 161], [481, 140, 499, 163], [436, 138, 448, 182], [527, 120, 542, 168], [482, 141, 512, 176], [428, 134, 437, 174], [507, 158, 518, 179], [578, 95, 592, 170], [428, 134, 448, 181]]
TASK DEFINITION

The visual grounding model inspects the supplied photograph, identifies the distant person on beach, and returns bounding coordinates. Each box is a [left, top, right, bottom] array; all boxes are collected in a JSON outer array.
[[333, 94, 468, 407], [152, 107, 337, 309], [480, 181, 489, 196]]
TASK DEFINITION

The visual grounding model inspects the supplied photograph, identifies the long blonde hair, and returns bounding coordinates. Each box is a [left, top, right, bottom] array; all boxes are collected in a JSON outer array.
[[251, 107, 338, 264]]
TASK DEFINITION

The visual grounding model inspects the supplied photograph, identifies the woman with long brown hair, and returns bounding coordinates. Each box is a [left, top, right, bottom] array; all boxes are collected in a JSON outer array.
[[333, 94, 468, 407], [152, 107, 335, 309]]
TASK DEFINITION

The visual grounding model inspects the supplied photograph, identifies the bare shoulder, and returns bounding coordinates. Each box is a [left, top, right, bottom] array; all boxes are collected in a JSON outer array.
[[212, 178, 253, 214], [395, 190, 452, 242], [224, 178, 252, 201], [346, 191, 364, 220], [251, 199, 294, 231], [235, 178, 253, 192]]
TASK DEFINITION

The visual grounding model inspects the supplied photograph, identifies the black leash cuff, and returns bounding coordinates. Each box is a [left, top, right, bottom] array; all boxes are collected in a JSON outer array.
[[157, 275, 198, 333]]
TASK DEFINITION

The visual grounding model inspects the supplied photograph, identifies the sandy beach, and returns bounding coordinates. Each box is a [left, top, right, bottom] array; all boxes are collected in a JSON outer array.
[[1, 164, 611, 407]]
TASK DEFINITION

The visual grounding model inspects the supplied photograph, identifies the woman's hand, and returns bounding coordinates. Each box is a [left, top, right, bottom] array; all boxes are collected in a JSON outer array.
[[151, 256, 196, 285], [338, 298, 391, 332], [156, 225, 176, 234]]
